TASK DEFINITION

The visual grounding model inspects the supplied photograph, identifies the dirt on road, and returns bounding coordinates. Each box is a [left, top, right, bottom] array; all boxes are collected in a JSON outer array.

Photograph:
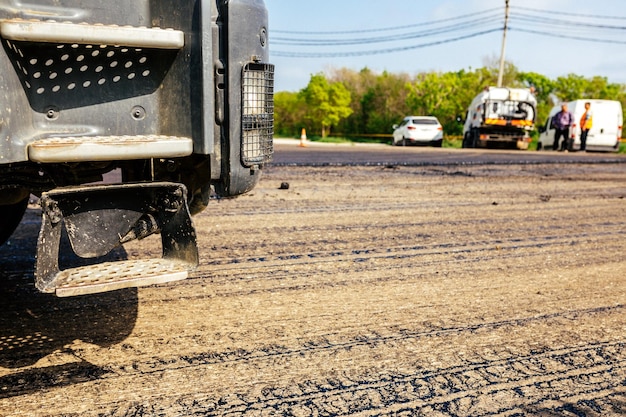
[[1, 162, 625, 416]]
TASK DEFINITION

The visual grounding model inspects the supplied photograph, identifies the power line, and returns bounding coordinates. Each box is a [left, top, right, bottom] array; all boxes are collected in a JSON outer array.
[[273, 14, 503, 46], [272, 8, 499, 35], [271, 5, 626, 60], [510, 27, 626, 45], [272, 29, 501, 58], [511, 12, 626, 30], [510, 5, 626, 20]]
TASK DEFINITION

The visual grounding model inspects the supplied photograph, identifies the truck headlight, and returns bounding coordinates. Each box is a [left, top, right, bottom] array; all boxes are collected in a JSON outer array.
[[241, 62, 274, 166]]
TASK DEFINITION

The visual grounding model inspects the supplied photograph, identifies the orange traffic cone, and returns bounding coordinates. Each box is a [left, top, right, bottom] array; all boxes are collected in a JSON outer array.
[[299, 128, 308, 147]]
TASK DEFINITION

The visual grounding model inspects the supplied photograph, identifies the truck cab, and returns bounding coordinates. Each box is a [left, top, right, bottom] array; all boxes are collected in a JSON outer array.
[[0, 0, 274, 296]]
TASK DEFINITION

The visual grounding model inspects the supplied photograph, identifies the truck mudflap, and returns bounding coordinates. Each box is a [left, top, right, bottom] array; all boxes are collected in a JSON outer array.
[[36, 183, 198, 297]]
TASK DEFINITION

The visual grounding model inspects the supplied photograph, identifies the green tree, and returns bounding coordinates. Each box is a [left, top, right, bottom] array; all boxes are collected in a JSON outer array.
[[330, 68, 412, 136], [274, 91, 306, 137], [361, 71, 411, 134], [553, 74, 587, 101], [272, 65, 626, 141], [329, 67, 377, 134], [480, 56, 521, 88], [518, 71, 556, 126], [406, 69, 488, 135], [300, 73, 353, 137]]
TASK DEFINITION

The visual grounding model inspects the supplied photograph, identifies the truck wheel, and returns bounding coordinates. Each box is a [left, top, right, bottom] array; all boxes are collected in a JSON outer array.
[[0, 197, 29, 246]]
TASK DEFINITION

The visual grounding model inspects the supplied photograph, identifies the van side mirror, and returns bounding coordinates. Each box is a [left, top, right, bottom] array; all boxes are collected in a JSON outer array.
[[392, 124, 398, 130], [538, 126, 546, 134]]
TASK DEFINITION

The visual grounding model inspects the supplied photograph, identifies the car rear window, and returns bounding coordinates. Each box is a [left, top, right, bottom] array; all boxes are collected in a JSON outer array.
[[412, 119, 438, 125]]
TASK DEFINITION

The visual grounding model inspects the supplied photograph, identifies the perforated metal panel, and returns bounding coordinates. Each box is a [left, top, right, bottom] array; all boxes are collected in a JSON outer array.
[[3, 38, 175, 112]]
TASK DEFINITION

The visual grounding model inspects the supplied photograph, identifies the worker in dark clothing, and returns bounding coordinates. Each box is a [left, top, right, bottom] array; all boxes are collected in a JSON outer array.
[[552, 104, 574, 151]]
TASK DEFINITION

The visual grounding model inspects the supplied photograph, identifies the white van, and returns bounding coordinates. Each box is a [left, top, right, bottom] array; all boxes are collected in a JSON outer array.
[[537, 99, 623, 152]]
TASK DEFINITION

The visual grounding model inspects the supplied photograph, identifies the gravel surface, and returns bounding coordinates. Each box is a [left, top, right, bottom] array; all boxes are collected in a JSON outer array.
[[0, 161, 625, 416]]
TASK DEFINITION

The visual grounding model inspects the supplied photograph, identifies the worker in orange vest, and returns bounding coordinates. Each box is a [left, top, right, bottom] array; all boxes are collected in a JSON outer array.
[[579, 102, 593, 151]]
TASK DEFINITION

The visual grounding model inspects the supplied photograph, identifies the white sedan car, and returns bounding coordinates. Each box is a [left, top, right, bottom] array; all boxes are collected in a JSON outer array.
[[392, 116, 444, 147]]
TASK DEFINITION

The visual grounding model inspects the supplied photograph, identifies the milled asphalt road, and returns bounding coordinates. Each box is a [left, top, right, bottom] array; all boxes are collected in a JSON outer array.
[[1, 141, 625, 416], [272, 138, 626, 166]]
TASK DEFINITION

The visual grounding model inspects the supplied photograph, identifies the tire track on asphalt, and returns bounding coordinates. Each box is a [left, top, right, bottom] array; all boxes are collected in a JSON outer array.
[[3, 305, 621, 400], [71, 340, 626, 416], [207, 216, 626, 236], [2, 164, 626, 415], [209, 198, 624, 217], [215, 342, 626, 417], [201, 228, 624, 268], [172, 229, 625, 301]]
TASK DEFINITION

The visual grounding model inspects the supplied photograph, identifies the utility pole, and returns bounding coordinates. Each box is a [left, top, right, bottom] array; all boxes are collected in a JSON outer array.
[[497, 0, 510, 87]]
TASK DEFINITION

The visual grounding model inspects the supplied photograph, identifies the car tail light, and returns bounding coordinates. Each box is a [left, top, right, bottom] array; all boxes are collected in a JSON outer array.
[[407, 126, 416, 130]]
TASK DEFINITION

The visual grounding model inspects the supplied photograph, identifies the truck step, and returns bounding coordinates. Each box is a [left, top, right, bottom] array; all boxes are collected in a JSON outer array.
[[54, 259, 190, 297], [28, 135, 193, 163], [36, 182, 199, 297], [0, 19, 184, 49]]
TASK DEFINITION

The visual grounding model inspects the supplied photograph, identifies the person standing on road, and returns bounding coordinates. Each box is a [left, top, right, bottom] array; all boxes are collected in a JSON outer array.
[[552, 103, 574, 151], [579, 102, 593, 151]]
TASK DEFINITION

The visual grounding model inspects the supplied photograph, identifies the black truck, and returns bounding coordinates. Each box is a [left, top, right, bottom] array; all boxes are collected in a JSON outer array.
[[0, 0, 274, 296]]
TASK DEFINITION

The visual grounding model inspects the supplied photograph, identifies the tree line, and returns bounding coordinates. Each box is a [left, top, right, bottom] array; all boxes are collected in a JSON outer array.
[[274, 63, 626, 139]]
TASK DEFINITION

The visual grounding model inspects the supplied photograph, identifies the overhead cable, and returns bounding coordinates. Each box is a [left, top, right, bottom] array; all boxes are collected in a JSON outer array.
[[272, 8, 498, 35], [273, 14, 503, 46], [272, 29, 502, 58], [510, 5, 626, 20], [511, 12, 626, 30], [510, 27, 626, 45], [271, 5, 626, 59]]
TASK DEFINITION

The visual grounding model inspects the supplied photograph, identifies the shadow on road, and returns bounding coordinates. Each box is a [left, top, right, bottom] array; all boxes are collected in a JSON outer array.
[[0, 208, 138, 397]]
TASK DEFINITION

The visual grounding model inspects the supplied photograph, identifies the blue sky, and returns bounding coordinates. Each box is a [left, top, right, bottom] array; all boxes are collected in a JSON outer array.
[[265, 0, 626, 92]]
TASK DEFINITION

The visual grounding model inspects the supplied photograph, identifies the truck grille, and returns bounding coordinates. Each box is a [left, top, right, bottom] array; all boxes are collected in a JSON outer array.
[[241, 62, 274, 166]]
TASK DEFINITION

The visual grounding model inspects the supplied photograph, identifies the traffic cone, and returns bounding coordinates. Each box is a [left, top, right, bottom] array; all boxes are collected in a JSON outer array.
[[299, 128, 308, 147]]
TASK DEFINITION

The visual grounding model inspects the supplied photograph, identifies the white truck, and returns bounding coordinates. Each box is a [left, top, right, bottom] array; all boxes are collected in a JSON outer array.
[[462, 87, 536, 150], [537, 99, 623, 152], [0, 0, 274, 296]]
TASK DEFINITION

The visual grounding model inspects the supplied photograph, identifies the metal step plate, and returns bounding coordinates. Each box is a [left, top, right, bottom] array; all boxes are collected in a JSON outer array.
[[1, 19, 184, 49], [54, 258, 189, 297], [28, 135, 193, 162]]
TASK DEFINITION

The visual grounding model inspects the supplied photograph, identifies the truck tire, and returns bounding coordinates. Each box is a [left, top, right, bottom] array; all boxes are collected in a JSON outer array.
[[0, 196, 28, 246]]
